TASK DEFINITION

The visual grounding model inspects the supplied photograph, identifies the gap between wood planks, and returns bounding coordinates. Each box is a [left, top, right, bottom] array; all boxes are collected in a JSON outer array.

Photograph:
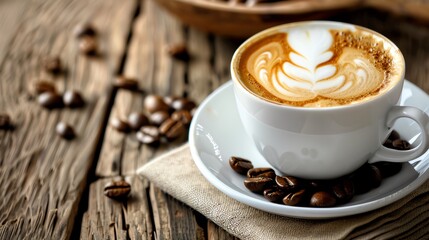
[[70, 2, 142, 239]]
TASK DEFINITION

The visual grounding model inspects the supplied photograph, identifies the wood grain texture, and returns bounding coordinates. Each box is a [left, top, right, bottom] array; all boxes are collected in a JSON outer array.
[[0, 0, 137, 239]]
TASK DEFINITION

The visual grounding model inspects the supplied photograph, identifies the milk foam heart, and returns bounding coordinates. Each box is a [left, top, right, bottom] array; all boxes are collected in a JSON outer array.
[[237, 23, 401, 107]]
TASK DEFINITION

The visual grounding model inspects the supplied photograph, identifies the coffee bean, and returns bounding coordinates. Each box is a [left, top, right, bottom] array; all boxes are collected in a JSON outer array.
[[104, 179, 131, 199], [0, 114, 11, 130], [159, 118, 186, 141], [310, 191, 336, 207], [275, 176, 300, 191], [127, 112, 149, 131], [331, 179, 354, 203], [283, 189, 306, 206], [171, 98, 196, 111], [244, 177, 274, 193], [391, 139, 411, 150], [110, 118, 130, 133], [114, 76, 139, 90], [163, 96, 179, 106], [247, 168, 276, 179], [38, 91, 64, 109], [349, 164, 373, 194], [369, 165, 383, 188], [372, 162, 402, 178], [44, 57, 62, 74], [79, 36, 98, 55], [33, 80, 56, 95], [149, 111, 170, 126], [383, 130, 401, 148], [144, 94, 169, 113], [74, 23, 96, 38], [56, 122, 76, 140], [171, 110, 192, 125], [63, 90, 85, 108], [136, 126, 160, 146], [229, 156, 253, 175], [167, 44, 190, 61], [264, 187, 286, 202]]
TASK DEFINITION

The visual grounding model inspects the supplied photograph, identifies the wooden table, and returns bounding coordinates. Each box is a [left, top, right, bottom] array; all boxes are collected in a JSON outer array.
[[0, 0, 428, 239]]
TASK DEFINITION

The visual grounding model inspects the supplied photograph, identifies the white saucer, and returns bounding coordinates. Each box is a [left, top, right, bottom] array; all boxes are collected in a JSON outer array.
[[189, 80, 429, 219]]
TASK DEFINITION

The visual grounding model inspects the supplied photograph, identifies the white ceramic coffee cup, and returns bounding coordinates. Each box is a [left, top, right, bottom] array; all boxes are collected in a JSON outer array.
[[231, 21, 429, 179]]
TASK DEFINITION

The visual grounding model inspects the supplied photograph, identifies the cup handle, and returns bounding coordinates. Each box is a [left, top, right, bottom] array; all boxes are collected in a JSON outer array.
[[369, 106, 429, 163]]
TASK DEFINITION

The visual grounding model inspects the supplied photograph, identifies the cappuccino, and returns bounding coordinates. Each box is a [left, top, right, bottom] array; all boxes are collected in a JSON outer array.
[[234, 22, 403, 107]]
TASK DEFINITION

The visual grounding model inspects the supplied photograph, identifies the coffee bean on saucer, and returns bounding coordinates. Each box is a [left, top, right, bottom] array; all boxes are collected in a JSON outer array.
[[104, 179, 131, 199], [136, 126, 160, 146], [56, 122, 76, 140], [283, 189, 306, 206], [0, 113, 12, 130], [63, 90, 85, 108], [244, 177, 274, 193], [264, 187, 287, 203], [110, 118, 130, 133], [38, 91, 64, 109], [144, 94, 169, 113], [167, 44, 190, 61], [310, 191, 337, 207], [171, 110, 192, 126], [372, 162, 402, 178], [275, 176, 300, 191], [149, 111, 170, 126], [171, 98, 196, 111], [74, 22, 97, 38], [229, 156, 253, 175], [44, 56, 62, 74], [79, 36, 97, 55], [383, 130, 401, 148], [331, 179, 354, 204], [159, 118, 186, 141], [127, 112, 149, 131], [349, 164, 373, 194], [391, 139, 411, 150], [33, 80, 56, 95], [114, 76, 139, 90], [247, 167, 276, 179]]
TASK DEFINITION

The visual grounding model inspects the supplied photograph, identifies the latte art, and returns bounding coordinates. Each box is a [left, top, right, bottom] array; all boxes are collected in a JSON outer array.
[[238, 24, 400, 107]]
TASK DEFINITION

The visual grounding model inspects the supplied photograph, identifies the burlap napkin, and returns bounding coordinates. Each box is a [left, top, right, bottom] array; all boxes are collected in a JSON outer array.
[[137, 144, 429, 240]]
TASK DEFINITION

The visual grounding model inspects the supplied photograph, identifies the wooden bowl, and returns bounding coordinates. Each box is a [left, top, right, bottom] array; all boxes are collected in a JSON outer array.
[[154, 0, 361, 38]]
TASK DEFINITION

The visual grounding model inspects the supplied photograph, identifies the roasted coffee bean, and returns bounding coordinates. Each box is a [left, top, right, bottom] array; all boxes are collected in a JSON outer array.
[[38, 91, 64, 109], [104, 179, 131, 199], [74, 23, 96, 38], [163, 96, 179, 106], [56, 122, 76, 140], [372, 162, 402, 178], [79, 36, 98, 55], [136, 126, 160, 146], [369, 165, 382, 188], [144, 94, 169, 113], [247, 168, 276, 179], [167, 44, 190, 61], [244, 177, 274, 193], [310, 191, 337, 207], [63, 90, 85, 108], [283, 189, 306, 206], [349, 164, 373, 194], [229, 156, 253, 175], [127, 112, 149, 131], [383, 130, 401, 148], [110, 118, 130, 133], [171, 98, 196, 111], [391, 139, 411, 150], [0, 114, 11, 130], [275, 176, 300, 191], [159, 118, 186, 141], [331, 179, 354, 203], [149, 111, 169, 126], [114, 76, 139, 90], [263, 187, 286, 202], [44, 57, 62, 74], [171, 110, 192, 125], [33, 80, 56, 95]]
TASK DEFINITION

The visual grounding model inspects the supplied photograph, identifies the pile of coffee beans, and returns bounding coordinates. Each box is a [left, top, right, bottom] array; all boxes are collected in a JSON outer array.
[[110, 94, 197, 146], [229, 130, 407, 207]]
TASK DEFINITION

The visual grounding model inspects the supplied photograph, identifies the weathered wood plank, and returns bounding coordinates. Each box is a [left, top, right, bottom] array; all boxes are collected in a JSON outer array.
[[0, 0, 137, 239], [80, 176, 153, 240]]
